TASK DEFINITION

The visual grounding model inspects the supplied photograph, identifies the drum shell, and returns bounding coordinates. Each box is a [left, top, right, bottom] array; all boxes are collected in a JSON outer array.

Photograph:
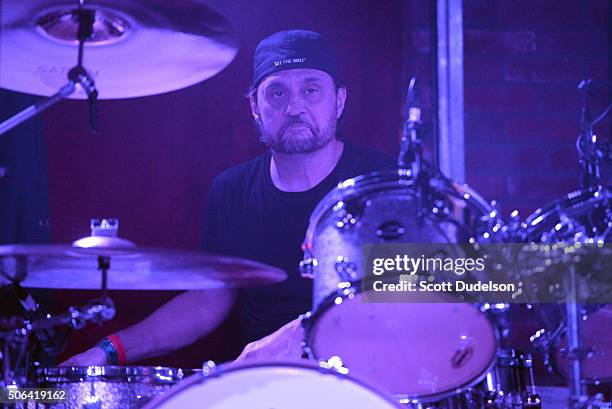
[[301, 171, 502, 400], [400, 349, 541, 409], [36, 366, 193, 409], [302, 171, 498, 310]]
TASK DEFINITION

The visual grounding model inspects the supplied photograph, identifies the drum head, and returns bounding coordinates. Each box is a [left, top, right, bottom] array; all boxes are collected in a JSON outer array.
[[305, 292, 497, 399], [143, 361, 403, 409]]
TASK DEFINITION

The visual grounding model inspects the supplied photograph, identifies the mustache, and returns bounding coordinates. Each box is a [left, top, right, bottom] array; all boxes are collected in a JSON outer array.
[[279, 119, 316, 135]]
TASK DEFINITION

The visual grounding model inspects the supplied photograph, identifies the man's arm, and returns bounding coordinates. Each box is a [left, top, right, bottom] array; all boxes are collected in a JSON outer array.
[[62, 288, 237, 365]]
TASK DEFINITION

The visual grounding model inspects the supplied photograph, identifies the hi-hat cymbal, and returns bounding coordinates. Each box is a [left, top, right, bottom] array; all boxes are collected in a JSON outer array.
[[0, 0, 238, 99], [0, 244, 286, 290]]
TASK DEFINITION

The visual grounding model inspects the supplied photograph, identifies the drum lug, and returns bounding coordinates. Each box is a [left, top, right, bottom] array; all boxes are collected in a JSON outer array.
[[318, 355, 349, 375], [523, 392, 542, 409], [299, 257, 318, 279], [335, 256, 358, 282], [83, 400, 102, 409], [201, 360, 217, 376], [333, 201, 357, 231]]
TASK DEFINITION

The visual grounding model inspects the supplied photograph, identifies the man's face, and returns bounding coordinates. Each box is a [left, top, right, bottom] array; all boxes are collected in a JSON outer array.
[[250, 68, 347, 154]]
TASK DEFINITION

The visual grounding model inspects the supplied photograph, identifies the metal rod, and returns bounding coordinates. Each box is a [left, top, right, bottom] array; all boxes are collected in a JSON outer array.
[[0, 82, 76, 137], [565, 263, 586, 409]]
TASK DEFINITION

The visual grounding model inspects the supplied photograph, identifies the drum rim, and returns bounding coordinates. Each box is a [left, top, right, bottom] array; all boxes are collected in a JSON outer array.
[[141, 359, 405, 409], [302, 285, 499, 402], [302, 170, 496, 256], [522, 186, 612, 236], [39, 365, 194, 383]]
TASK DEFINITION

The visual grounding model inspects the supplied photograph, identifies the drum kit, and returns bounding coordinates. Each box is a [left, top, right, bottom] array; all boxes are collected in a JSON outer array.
[[1, 1, 611, 408]]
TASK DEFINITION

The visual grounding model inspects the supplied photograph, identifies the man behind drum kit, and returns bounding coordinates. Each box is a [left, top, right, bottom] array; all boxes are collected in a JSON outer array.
[[62, 29, 396, 366]]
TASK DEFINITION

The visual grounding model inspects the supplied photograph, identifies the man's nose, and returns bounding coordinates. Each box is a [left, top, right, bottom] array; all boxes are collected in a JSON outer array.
[[285, 93, 306, 116]]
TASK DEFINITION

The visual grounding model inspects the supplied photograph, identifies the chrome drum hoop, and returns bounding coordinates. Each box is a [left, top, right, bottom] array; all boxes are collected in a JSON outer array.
[[39, 366, 193, 384], [303, 170, 500, 255], [522, 186, 612, 242], [142, 360, 404, 409]]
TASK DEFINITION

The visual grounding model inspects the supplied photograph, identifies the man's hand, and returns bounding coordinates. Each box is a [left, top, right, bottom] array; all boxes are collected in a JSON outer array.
[[234, 316, 305, 363], [60, 347, 107, 366]]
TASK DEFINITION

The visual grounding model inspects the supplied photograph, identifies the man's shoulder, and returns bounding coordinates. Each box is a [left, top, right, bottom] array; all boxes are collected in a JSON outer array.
[[210, 152, 268, 193]]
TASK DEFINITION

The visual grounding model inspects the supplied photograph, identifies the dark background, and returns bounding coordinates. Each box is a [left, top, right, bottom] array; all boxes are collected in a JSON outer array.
[[1, 0, 610, 373]]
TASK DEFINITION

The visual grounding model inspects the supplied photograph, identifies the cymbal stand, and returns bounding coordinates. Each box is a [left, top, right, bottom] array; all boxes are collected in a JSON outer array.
[[0, 0, 98, 137], [576, 79, 612, 190], [565, 263, 588, 409]]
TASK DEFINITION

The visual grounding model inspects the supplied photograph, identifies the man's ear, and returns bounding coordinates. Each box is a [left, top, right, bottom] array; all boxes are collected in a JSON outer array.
[[336, 87, 347, 119], [249, 95, 261, 123]]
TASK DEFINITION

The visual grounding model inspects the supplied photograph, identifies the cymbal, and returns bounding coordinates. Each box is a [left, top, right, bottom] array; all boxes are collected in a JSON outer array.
[[0, 0, 238, 99], [0, 244, 286, 290], [513, 242, 612, 303]]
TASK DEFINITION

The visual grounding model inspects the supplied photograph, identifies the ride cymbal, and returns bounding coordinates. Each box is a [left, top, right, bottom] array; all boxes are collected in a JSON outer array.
[[0, 0, 238, 99]]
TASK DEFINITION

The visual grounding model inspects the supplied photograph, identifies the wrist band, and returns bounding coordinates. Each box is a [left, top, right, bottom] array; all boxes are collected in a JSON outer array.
[[96, 334, 127, 366], [107, 334, 127, 366], [96, 338, 117, 365]]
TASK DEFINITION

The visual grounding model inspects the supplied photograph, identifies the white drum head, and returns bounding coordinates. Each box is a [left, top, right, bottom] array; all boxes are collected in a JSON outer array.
[[306, 292, 497, 399], [144, 361, 402, 409]]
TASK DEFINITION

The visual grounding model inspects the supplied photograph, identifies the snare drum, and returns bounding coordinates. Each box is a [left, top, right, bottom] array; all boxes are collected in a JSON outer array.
[[300, 171, 501, 401], [38, 366, 194, 409], [142, 360, 404, 409]]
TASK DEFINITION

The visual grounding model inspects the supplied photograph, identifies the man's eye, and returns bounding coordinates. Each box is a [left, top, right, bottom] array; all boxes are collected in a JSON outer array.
[[305, 88, 319, 95], [272, 90, 285, 98]]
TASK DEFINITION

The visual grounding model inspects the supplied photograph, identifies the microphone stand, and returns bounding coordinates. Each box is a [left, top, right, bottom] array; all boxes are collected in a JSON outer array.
[[576, 79, 612, 190], [0, 2, 98, 137], [399, 78, 431, 228]]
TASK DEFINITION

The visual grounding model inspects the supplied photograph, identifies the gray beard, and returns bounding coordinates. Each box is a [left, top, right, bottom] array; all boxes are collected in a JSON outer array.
[[258, 117, 337, 154]]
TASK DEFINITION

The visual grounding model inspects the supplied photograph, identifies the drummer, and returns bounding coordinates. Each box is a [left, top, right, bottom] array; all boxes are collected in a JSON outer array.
[[63, 29, 395, 366]]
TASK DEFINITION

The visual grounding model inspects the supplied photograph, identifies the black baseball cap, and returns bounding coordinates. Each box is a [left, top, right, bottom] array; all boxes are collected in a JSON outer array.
[[251, 29, 342, 90]]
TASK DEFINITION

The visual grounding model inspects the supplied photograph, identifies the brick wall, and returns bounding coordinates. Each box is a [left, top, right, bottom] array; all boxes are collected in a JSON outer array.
[[463, 0, 610, 217], [403, 0, 610, 218]]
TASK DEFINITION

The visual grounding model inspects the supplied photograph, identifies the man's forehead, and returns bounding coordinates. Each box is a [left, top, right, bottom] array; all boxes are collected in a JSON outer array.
[[258, 68, 332, 88]]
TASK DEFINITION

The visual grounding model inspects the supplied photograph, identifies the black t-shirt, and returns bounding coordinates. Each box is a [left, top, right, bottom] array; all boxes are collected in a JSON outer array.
[[202, 143, 396, 343]]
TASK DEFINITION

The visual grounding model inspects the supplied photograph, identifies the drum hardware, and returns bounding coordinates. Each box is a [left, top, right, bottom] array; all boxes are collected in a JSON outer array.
[[576, 79, 612, 190], [480, 303, 512, 346], [0, 0, 98, 137], [530, 324, 565, 374], [298, 77, 509, 403], [520, 78, 611, 408], [398, 77, 423, 181], [395, 349, 541, 409], [0, 217, 285, 407], [0, 0, 238, 136], [298, 257, 317, 279], [334, 256, 358, 282], [201, 361, 216, 376]]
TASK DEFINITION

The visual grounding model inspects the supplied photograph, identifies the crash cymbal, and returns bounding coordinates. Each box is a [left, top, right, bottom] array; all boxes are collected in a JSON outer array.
[[0, 244, 286, 290], [0, 0, 238, 99]]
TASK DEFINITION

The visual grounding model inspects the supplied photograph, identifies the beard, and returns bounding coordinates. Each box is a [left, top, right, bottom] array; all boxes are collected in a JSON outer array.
[[258, 115, 337, 154]]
